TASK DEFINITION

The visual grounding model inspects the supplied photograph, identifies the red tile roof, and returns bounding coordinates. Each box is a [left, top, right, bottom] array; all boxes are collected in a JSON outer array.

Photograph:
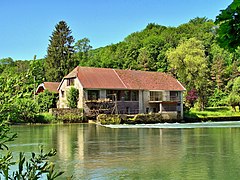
[[44, 82, 60, 93], [115, 69, 185, 91], [64, 66, 185, 91], [36, 82, 60, 94], [77, 67, 126, 89]]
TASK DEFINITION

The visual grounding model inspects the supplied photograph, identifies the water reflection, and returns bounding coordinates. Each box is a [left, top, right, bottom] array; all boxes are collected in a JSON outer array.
[[9, 123, 240, 179]]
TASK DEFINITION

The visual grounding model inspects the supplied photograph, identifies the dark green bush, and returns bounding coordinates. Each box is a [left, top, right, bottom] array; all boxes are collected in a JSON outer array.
[[97, 114, 121, 125], [130, 113, 163, 123], [35, 113, 56, 123], [36, 90, 58, 112], [57, 114, 85, 123], [67, 87, 79, 108]]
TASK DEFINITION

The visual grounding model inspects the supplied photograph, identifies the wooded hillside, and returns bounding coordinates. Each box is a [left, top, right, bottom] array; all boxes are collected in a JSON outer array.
[[1, 0, 240, 122]]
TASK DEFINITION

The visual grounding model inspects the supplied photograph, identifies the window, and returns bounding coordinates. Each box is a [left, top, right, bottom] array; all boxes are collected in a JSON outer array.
[[162, 104, 177, 112], [61, 90, 65, 98], [88, 90, 99, 100], [106, 90, 121, 101], [106, 90, 139, 101], [150, 91, 163, 101], [67, 78, 74, 86], [146, 107, 149, 113], [126, 107, 130, 114], [124, 91, 131, 101], [170, 91, 179, 101], [131, 91, 139, 101]]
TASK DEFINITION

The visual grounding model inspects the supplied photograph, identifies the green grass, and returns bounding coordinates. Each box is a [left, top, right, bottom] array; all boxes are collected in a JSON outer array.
[[185, 106, 240, 118]]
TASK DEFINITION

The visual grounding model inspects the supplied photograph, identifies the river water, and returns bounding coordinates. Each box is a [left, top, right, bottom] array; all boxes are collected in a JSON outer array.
[[8, 122, 240, 179]]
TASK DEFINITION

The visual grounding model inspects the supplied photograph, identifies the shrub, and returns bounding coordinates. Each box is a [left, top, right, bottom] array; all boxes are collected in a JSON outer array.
[[35, 113, 56, 123], [131, 113, 163, 123], [57, 114, 85, 123], [36, 90, 58, 113], [67, 87, 79, 108], [13, 98, 38, 123], [97, 114, 121, 125]]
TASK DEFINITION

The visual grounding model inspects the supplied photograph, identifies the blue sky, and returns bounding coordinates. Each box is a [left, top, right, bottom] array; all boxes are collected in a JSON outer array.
[[0, 0, 232, 60]]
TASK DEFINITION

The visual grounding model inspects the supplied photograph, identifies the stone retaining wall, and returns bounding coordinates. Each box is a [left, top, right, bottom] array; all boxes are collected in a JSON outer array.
[[49, 108, 85, 123], [49, 108, 83, 116]]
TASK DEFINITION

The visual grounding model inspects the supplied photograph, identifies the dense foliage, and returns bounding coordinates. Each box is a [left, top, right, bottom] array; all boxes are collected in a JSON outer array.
[[67, 87, 79, 108], [1, 1, 240, 123], [215, 0, 240, 52], [36, 90, 58, 112]]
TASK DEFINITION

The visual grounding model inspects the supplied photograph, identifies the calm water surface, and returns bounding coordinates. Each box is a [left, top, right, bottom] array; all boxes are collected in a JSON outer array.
[[8, 122, 240, 179]]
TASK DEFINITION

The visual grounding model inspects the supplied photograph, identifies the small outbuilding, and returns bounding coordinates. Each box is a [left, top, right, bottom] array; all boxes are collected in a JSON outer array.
[[36, 82, 60, 94]]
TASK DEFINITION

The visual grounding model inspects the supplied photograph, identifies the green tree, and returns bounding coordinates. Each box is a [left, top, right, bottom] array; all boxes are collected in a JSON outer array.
[[228, 92, 240, 111], [167, 38, 209, 110], [215, 0, 240, 51], [67, 87, 79, 108], [36, 90, 58, 112], [210, 43, 232, 90], [137, 47, 152, 71], [0, 57, 14, 74], [45, 21, 75, 82], [75, 38, 92, 65]]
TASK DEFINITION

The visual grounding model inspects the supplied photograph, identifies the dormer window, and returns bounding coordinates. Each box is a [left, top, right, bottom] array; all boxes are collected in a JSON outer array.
[[67, 78, 74, 86]]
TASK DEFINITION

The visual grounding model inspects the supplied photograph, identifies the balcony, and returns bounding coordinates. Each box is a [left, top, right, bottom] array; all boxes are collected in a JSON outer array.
[[169, 96, 180, 102], [149, 95, 180, 102]]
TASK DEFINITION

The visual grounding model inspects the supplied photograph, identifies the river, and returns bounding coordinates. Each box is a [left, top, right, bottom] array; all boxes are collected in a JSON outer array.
[[7, 122, 240, 179]]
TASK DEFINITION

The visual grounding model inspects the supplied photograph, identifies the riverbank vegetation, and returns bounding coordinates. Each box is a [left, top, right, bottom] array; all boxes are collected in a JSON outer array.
[[0, 1, 239, 123], [185, 107, 240, 119]]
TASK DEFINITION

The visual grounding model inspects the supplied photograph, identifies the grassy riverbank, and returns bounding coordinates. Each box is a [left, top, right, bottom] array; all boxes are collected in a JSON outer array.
[[185, 106, 240, 119]]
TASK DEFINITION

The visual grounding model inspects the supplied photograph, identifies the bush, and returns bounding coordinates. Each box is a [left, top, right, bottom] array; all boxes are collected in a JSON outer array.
[[67, 87, 79, 108], [97, 114, 121, 125], [57, 114, 85, 123], [13, 98, 38, 123], [35, 113, 56, 123], [130, 113, 163, 123], [36, 90, 58, 113]]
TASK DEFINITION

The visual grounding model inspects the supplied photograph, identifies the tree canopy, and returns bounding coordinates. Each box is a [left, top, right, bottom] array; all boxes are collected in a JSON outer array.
[[45, 21, 75, 82], [166, 38, 209, 110], [215, 0, 240, 52]]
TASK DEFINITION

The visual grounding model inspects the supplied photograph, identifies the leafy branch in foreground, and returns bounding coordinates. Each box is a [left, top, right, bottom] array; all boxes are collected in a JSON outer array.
[[0, 121, 64, 179], [0, 121, 17, 151], [11, 146, 64, 180]]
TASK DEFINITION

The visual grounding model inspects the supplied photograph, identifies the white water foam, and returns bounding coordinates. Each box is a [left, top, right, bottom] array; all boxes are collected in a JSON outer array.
[[103, 121, 240, 129]]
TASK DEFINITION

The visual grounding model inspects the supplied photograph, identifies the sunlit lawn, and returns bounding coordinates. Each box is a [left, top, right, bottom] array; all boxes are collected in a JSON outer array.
[[185, 106, 240, 118]]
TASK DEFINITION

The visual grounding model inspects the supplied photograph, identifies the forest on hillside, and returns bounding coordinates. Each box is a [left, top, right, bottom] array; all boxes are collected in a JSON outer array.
[[0, 0, 240, 123]]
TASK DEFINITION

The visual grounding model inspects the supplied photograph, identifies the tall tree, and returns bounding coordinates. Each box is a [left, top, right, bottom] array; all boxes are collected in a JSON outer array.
[[74, 38, 92, 65], [167, 38, 209, 110], [210, 43, 232, 90], [137, 47, 152, 71], [45, 21, 75, 82], [215, 0, 240, 51]]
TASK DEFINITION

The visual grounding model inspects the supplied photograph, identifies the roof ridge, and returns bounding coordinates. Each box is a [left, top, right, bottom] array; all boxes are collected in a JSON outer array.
[[113, 69, 127, 89]]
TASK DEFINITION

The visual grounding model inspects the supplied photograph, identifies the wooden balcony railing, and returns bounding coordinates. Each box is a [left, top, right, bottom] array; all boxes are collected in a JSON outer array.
[[149, 96, 180, 102]]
